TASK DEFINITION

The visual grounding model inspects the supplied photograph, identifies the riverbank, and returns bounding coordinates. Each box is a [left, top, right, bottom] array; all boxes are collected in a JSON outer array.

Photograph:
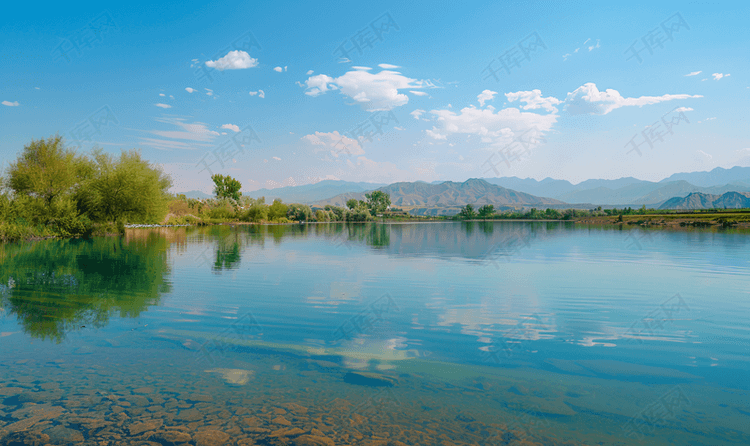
[[5, 211, 750, 243], [574, 211, 750, 229]]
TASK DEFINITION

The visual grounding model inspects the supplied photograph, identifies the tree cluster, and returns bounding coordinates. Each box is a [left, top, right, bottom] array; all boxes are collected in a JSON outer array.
[[1, 136, 172, 239]]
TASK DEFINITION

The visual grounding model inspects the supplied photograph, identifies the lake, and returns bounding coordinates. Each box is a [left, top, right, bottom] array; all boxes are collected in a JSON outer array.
[[1, 222, 749, 445]]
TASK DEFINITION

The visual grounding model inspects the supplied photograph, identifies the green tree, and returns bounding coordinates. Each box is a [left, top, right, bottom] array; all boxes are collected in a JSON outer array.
[[315, 209, 329, 222], [477, 204, 494, 219], [287, 203, 312, 222], [268, 199, 289, 221], [6, 135, 90, 208], [79, 149, 172, 223], [211, 174, 242, 201], [346, 198, 359, 210], [458, 204, 477, 219], [325, 205, 346, 221], [365, 191, 391, 214], [240, 197, 267, 222]]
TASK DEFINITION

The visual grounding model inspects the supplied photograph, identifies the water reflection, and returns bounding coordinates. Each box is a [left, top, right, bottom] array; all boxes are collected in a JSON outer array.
[[0, 235, 171, 341]]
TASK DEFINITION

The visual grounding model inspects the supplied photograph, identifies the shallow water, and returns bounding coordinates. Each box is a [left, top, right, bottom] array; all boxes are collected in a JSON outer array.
[[1, 222, 749, 445]]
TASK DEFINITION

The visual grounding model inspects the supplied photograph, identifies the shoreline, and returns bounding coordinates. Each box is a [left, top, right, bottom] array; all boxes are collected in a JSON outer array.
[[4, 214, 750, 243]]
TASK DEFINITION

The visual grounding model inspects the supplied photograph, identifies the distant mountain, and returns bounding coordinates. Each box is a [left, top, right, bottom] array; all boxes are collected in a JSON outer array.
[[483, 176, 651, 202], [482, 175, 750, 206], [244, 180, 387, 204], [659, 191, 750, 210], [659, 166, 750, 187], [177, 190, 212, 199], [482, 177, 578, 197], [314, 178, 564, 210]]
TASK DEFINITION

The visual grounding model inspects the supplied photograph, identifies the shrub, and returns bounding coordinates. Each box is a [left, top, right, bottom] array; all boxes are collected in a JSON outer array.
[[240, 204, 268, 222]]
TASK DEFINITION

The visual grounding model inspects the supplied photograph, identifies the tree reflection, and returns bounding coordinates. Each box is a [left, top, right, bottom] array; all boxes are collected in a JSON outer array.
[[0, 235, 171, 342]]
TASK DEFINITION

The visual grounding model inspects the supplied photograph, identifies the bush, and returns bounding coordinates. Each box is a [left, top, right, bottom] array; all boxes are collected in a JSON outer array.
[[165, 214, 203, 226], [168, 199, 191, 216], [287, 204, 312, 222], [240, 203, 268, 222], [207, 204, 236, 220], [268, 199, 288, 220], [315, 210, 329, 222], [346, 208, 372, 222]]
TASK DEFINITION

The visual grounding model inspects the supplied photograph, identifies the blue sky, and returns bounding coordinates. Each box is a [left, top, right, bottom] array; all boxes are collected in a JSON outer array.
[[1, 0, 748, 193]]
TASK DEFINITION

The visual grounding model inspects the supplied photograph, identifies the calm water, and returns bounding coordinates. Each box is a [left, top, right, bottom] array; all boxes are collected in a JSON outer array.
[[1, 222, 749, 445]]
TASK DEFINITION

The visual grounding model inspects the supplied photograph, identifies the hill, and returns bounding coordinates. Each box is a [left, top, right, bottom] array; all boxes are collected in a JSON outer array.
[[243, 180, 387, 204], [659, 191, 750, 210], [178, 190, 213, 199], [314, 178, 563, 214], [659, 166, 750, 187], [482, 174, 750, 206]]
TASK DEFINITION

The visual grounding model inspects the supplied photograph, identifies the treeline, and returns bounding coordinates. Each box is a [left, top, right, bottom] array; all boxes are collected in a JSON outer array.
[[1, 136, 172, 241], [0, 136, 396, 241], [453, 204, 657, 220], [166, 182, 392, 225]]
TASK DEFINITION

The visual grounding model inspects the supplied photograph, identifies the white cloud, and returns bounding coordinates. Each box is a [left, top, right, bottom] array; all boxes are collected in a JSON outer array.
[[274, 66, 283, 72], [258, 90, 265, 98], [674, 107, 693, 112], [185, 87, 196, 93], [425, 127, 447, 140], [303, 68, 428, 111], [155, 103, 172, 109], [303, 74, 336, 96], [697, 150, 712, 160], [2, 101, 19, 107], [410, 109, 426, 120], [428, 102, 558, 148], [563, 83, 702, 115], [249, 91, 258, 96], [150, 117, 221, 142], [410, 91, 429, 96], [704, 117, 716, 121], [139, 137, 211, 151], [170, 95, 174, 99], [205, 50, 258, 70], [159, 93, 165, 97], [378, 64, 400, 69], [712, 73, 730, 81], [394, 126, 405, 130], [505, 89, 561, 112], [221, 124, 240, 133], [685, 71, 701, 77], [301, 131, 364, 156], [587, 39, 600, 51], [477, 90, 497, 107], [205, 88, 213, 96], [306, 70, 314, 75], [273, 156, 281, 161]]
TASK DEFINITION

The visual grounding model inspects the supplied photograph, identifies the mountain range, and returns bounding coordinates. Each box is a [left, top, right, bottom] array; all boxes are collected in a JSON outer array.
[[314, 179, 564, 216], [243, 180, 387, 203], [481, 167, 750, 206], [176, 167, 750, 212], [659, 191, 750, 210]]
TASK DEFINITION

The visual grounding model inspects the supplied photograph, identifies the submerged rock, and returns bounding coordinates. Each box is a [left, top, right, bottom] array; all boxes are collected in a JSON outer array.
[[43, 425, 84, 444], [343, 371, 398, 387], [292, 435, 336, 446], [193, 429, 230, 446], [147, 430, 192, 444]]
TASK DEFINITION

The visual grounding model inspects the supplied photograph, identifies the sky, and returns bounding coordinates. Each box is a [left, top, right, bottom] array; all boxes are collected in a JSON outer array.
[[1, 0, 748, 193]]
